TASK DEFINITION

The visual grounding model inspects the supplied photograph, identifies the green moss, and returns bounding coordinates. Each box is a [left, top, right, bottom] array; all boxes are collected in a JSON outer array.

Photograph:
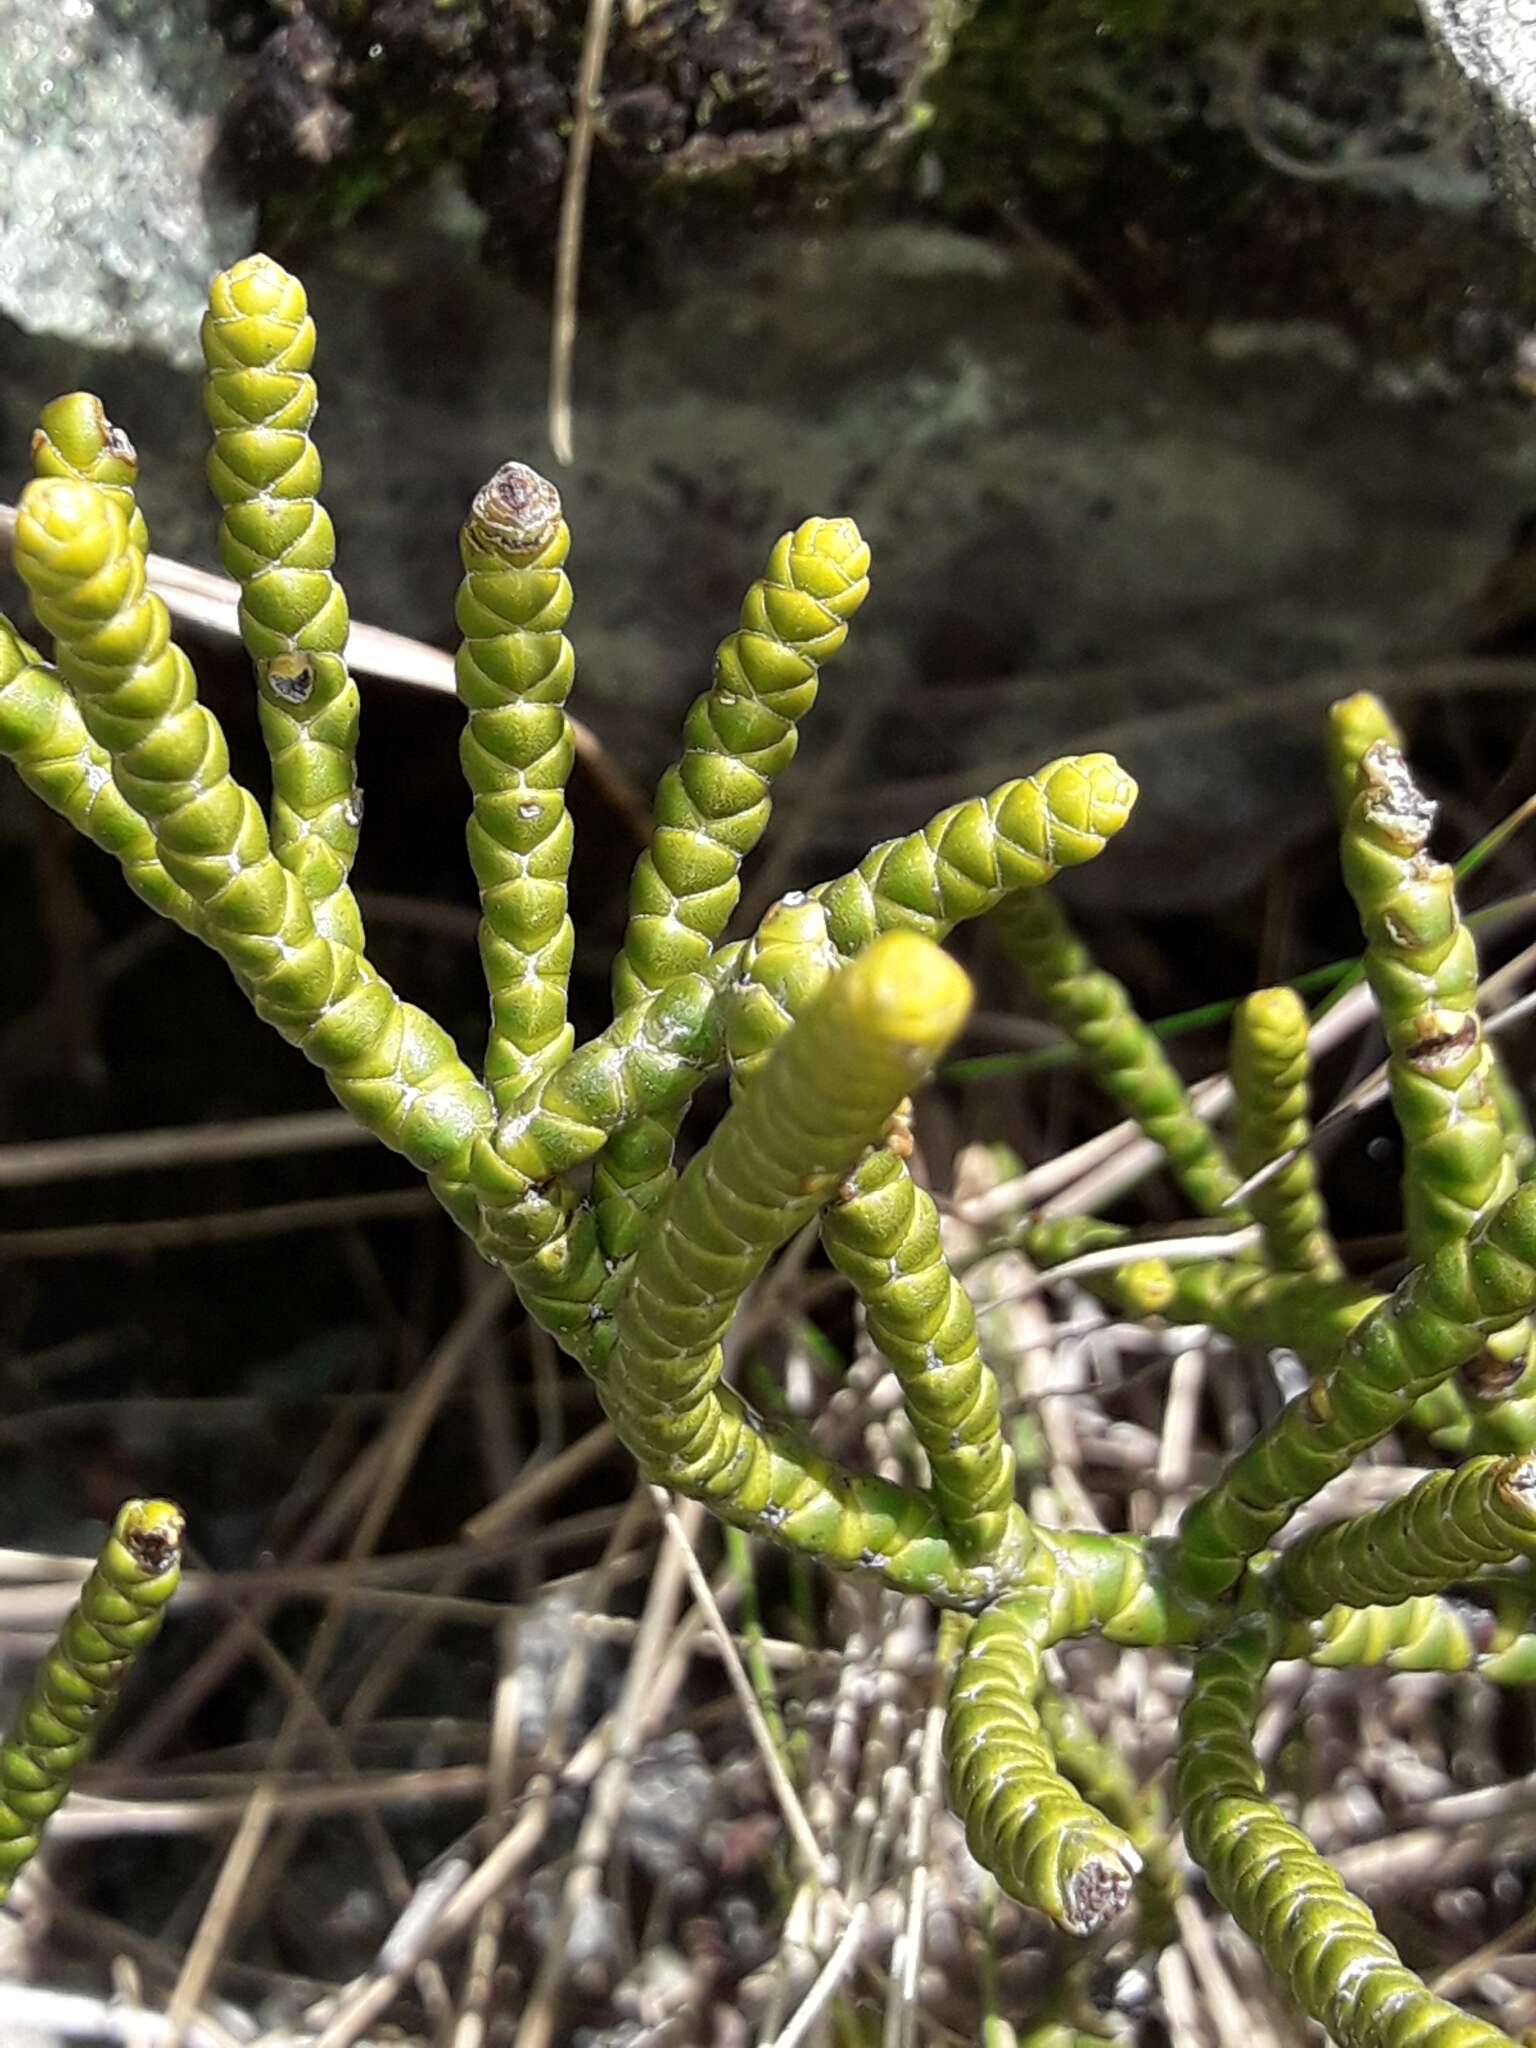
[[922, 0, 1534, 356], [930, 0, 1417, 207]]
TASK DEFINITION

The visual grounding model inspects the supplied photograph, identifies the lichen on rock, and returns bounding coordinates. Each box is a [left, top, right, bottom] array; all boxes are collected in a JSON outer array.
[[0, 0, 252, 364]]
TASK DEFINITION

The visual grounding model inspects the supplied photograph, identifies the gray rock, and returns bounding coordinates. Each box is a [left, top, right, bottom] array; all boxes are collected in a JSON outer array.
[[1419, 1, 1536, 244], [0, 0, 253, 363], [624, 1732, 715, 1877], [4, 210, 1535, 909]]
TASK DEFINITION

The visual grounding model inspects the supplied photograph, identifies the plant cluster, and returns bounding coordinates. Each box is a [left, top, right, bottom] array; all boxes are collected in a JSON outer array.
[[4, 253, 1536, 2044]]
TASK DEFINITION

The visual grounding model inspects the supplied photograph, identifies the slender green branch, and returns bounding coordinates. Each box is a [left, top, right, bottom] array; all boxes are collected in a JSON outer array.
[[0, 619, 200, 935], [1326, 692, 1536, 1190], [946, 1590, 1140, 1937], [824, 1127, 1017, 1564], [1343, 742, 1508, 1266], [3, 400, 200, 932], [1037, 1684, 1176, 1942], [1115, 1257, 1375, 1363], [454, 462, 578, 1109], [595, 517, 870, 1262], [1172, 1178, 1536, 1602], [1015, 1214, 1134, 1268], [995, 887, 1242, 1217], [1298, 1579, 1536, 1684], [944, 1532, 1196, 1933], [0, 1500, 183, 1902], [603, 932, 1035, 1602], [1022, 1217, 1377, 1368], [1230, 986, 1341, 1276], [1340, 735, 1536, 1448], [720, 893, 1018, 1562], [1177, 1612, 1513, 2048], [613, 515, 870, 1014], [813, 755, 1138, 955], [201, 254, 365, 950], [1278, 1455, 1536, 1614], [11, 477, 500, 1229]]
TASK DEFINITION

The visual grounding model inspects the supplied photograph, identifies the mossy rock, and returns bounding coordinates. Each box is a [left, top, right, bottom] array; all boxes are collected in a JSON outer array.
[[924, 0, 1535, 356], [216, 0, 971, 272], [929, 0, 1419, 204]]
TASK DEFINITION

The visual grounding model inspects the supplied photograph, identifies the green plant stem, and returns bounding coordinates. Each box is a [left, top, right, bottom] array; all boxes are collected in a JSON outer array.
[[601, 932, 1033, 1603], [11, 476, 502, 1234], [1021, 1217, 1377, 1368], [1230, 985, 1341, 1275], [4, 400, 199, 934], [823, 1131, 1016, 1564], [944, 1528, 1200, 1935], [1296, 1579, 1536, 1684], [201, 253, 364, 950], [721, 892, 1017, 1563], [946, 1589, 1140, 1936], [814, 755, 1138, 954], [1277, 1454, 1536, 1613], [1172, 1179, 1536, 1602], [1340, 733, 1536, 1449], [1177, 1612, 1513, 2048], [0, 620, 200, 935], [994, 886, 1241, 1217], [454, 462, 579, 1109], [1036, 1684, 1176, 1943], [613, 515, 870, 1015], [597, 516, 870, 1260], [0, 1500, 183, 1901]]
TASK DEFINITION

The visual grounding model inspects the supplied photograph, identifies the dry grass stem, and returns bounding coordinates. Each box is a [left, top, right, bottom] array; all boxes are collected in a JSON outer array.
[[0, 1110, 367, 1190], [764, 1900, 871, 2048], [661, 1502, 831, 1883], [548, 0, 615, 465]]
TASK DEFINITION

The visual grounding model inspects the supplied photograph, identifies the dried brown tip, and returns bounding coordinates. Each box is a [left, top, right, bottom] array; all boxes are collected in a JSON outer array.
[[882, 1101, 915, 1161], [1358, 740, 1437, 852], [122, 1499, 186, 1574], [1061, 1852, 1135, 1936], [1460, 1347, 1528, 1401], [468, 462, 563, 560], [1497, 1454, 1536, 1517]]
